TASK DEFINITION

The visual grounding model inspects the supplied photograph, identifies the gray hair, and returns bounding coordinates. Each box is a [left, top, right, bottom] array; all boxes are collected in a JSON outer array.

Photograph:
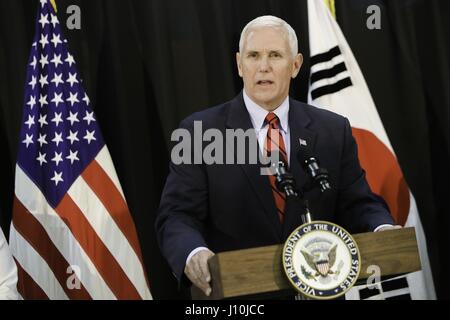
[[239, 15, 298, 57]]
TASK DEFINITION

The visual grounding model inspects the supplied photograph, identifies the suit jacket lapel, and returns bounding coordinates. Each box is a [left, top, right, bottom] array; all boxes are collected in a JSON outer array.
[[287, 98, 318, 192], [225, 93, 282, 237], [282, 99, 318, 238]]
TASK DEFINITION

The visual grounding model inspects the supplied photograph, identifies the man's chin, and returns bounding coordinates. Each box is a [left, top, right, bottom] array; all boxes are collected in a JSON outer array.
[[253, 95, 280, 109]]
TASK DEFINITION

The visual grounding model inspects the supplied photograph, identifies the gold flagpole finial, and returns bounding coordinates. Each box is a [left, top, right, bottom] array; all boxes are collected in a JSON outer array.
[[50, 0, 57, 13], [323, 0, 336, 19]]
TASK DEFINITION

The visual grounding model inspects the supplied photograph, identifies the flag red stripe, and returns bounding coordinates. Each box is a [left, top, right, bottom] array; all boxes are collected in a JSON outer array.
[[14, 258, 49, 300], [82, 160, 143, 263], [55, 193, 141, 299], [352, 128, 410, 225], [12, 197, 92, 299]]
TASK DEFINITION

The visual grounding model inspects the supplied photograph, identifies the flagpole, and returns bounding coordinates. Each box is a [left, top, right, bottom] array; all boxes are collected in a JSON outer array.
[[322, 0, 336, 19], [50, 0, 57, 13]]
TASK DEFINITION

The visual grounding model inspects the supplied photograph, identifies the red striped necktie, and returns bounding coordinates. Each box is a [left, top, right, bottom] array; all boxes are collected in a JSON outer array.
[[264, 112, 288, 223]]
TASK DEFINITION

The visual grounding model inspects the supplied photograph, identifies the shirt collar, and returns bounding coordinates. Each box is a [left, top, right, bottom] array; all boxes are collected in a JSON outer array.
[[243, 90, 289, 133]]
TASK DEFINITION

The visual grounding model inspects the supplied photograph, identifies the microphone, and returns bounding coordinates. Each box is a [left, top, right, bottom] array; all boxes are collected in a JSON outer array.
[[271, 155, 313, 223], [297, 144, 331, 193], [272, 158, 297, 198], [270, 152, 313, 223]]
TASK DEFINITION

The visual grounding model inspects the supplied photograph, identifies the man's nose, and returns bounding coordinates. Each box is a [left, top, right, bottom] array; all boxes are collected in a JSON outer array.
[[258, 56, 271, 72]]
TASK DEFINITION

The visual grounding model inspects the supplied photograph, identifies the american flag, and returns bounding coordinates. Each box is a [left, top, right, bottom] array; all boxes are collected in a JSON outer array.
[[9, 0, 152, 299]]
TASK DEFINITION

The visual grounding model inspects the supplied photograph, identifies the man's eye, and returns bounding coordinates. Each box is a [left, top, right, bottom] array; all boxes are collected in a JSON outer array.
[[270, 52, 282, 58], [247, 53, 258, 58]]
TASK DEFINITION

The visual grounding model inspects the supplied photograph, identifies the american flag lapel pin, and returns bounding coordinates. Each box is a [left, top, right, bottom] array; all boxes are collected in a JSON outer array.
[[299, 138, 307, 146]]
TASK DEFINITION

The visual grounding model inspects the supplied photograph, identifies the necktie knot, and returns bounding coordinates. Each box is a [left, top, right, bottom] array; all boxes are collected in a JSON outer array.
[[265, 112, 280, 129]]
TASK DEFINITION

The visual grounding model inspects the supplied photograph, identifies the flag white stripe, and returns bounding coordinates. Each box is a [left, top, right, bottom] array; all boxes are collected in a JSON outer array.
[[309, 70, 351, 91], [405, 196, 436, 299], [68, 175, 151, 299], [96, 147, 152, 299], [382, 288, 411, 299], [95, 146, 126, 199], [310, 54, 345, 73], [14, 165, 116, 299], [364, 294, 384, 300], [9, 224, 69, 300]]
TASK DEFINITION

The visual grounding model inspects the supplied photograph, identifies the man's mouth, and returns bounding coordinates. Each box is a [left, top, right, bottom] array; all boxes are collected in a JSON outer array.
[[256, 80, 274, 86]]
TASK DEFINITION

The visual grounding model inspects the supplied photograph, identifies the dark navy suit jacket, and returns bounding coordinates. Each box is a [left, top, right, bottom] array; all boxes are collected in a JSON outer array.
[[155, 93, 395, 282]]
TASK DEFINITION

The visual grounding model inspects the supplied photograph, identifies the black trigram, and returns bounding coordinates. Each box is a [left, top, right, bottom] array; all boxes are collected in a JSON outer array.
[[309, 45, 353, 100], [355, 277, 412, 300]]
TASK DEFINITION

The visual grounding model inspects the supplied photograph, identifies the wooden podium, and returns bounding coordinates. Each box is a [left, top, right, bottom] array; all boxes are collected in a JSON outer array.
[[191, 227, 421, 300]]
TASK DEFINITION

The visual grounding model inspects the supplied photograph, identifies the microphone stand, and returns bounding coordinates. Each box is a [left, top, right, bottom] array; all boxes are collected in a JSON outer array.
[[271, 155, 332, 301], [272, 160, 312, 301]]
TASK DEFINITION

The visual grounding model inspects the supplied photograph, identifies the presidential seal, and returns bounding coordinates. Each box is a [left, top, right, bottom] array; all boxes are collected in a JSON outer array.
[[282, 221, 361, 300]]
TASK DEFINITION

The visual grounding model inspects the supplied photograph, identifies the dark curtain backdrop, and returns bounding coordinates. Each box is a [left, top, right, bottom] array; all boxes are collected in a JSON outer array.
[[0, 0, 449, 299]]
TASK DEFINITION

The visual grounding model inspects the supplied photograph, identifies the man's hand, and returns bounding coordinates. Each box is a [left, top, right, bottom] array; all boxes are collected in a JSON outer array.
[[184, 249, 215, 296], [376, 225, 402, 232]]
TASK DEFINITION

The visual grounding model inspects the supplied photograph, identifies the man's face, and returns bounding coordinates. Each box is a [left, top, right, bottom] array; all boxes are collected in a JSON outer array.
[[237, 27, 303, 111]]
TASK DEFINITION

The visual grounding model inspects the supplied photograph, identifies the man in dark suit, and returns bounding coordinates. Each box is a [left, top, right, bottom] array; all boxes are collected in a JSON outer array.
[[156, 15, 397, 297]]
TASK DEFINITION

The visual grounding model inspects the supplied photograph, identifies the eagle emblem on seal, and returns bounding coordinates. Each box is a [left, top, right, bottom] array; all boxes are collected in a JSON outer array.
[[301, 241, 338, 278]]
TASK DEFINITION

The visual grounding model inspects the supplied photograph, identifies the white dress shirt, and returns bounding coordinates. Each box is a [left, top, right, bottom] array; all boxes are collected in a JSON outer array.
[[243, 90, 291, 164], [0, 227, 18, 300]]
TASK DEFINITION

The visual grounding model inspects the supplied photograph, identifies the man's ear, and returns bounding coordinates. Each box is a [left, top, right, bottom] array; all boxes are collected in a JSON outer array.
[[292, 53, 303, 79], [236, 52, 243, 78]]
